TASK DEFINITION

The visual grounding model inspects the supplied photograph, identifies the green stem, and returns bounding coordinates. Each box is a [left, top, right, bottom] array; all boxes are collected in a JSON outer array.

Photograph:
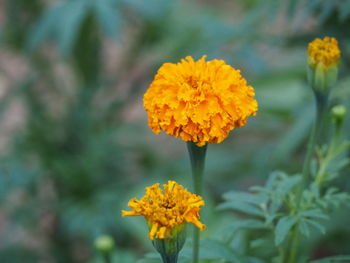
[[160, 253, 178, 263], [288, 93, 329, 263], [315, 114, 342, 187], [287, 231, 300, 263], [297, 93, 328, 208], [301, 93, 328, 181], [103, 253, 111, 263], [186, 142, 207, 263]]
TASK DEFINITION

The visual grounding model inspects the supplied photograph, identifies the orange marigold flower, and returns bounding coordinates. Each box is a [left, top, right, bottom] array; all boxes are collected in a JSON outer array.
[[143, 56, 258, 147], [308, 37, 340, 69], [122, 181, 205, 240]]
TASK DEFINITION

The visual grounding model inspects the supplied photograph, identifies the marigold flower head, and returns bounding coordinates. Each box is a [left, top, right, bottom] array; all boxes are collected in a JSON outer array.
[[143, 56, 258, 146], [122, 180, 205, 240], [308, 37, 340, 69]]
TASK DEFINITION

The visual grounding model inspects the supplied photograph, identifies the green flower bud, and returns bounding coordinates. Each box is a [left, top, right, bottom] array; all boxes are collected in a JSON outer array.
[[95, 235, 115, 254], [331, 105, 347, 122], [307, 37, 340, 95], [308, 62, 338, 95]]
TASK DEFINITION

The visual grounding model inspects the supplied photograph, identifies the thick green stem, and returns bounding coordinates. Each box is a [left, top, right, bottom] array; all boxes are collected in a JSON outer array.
[[288, 93, 329, 263], [296, 93, 328, 208], [187, 142, 207, 195], [160, 253, 178, 263], [302, 93, 328, 181], [287, 231, 300, 263], [186, 142, 207, 263], [315, 110, 344, 187]]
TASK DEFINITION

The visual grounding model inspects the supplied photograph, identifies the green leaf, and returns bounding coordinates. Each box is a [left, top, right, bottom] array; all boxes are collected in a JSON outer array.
[[304, 219, 326, 234], [222, 191, 268, 205], [339, 0, 350, 22], [266, 171, 287, 190], [299, 219, 310, 237], [93, 0, 120, 37], [27, 3, 66, 51], [223, 219, 266, 234], [318, 0, 337, 23], [332, 141, 350, 158], [26, 0, 89, 55], [57, 0, 88, 55], [217, 201, 263, 217], [279, 174, 302, 195], [299, 210, 329, 220], [200, 240, 246, 263], [275, 216, 297, 246]]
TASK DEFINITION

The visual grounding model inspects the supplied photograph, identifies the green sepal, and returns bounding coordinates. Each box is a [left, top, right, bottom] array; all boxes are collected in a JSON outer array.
[[308, 62, 338, 95], [152, 224, 187, 263]]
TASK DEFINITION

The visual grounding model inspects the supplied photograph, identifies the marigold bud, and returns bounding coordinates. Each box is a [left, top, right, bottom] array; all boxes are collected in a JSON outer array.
[[307, 37, 340, 95], [331, 105, 347, 121], [95, 235, 115, 254], [308, 37, 340, 70]]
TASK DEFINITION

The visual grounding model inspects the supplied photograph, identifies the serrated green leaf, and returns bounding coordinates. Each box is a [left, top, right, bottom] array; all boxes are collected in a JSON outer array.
[[266, 171, 288, 190], [299, 219, 310, 237], [299, 210, 329, 220], [94, 0, 120, 37], [332, 141, 350, 158], [275, 216, 297, 246], [222, 191, 268, 205], [265, 213, 282, 226], [57, 0, 88, 55], [223, 219, 266, 234], [27, 3, 66, 51], [305, 219, 326, 234], [269, 198, 283, 214], [217, 201, 263, 217], [279, 175, 302, 195], [249, 186, 267, 193], [200, 240, 246, 263]]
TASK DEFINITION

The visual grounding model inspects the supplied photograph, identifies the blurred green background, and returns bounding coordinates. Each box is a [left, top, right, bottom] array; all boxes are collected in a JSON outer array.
[[1, 0, 350, 262]]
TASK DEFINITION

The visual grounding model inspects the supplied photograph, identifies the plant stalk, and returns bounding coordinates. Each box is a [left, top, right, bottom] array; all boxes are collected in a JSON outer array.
[[186, 142, 207, 263], [288, 92, 329, 263], [301, 92, 328, 181], [287, 230, 300, 263], [160, 253, 178, 263], [103, 253, 111, 263]]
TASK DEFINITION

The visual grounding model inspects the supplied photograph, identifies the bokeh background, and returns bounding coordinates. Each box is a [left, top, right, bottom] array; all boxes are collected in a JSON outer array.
[[1, 0, 350, 262]]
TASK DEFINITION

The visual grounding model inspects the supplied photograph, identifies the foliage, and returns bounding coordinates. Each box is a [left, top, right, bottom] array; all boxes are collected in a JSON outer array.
[[1, 0, 350, 263]]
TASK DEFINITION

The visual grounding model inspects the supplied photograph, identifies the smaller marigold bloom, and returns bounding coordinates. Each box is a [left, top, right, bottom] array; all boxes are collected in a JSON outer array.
[[143, 56, 258, 147], [122, 181, 205, 240], [308, 37, 340, 70]]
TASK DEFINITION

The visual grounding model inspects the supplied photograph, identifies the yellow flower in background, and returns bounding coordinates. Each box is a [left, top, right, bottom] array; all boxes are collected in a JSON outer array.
[[308, 37, 340, 70], [143, 56, 258, 147], [122, 180, 205, 240]]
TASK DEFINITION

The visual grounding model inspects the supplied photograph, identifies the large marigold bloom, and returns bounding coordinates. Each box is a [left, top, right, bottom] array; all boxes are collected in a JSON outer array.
[[122, 181, 205, 240], [308, 37, 340, 70], [143, 56, 258, 146]]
